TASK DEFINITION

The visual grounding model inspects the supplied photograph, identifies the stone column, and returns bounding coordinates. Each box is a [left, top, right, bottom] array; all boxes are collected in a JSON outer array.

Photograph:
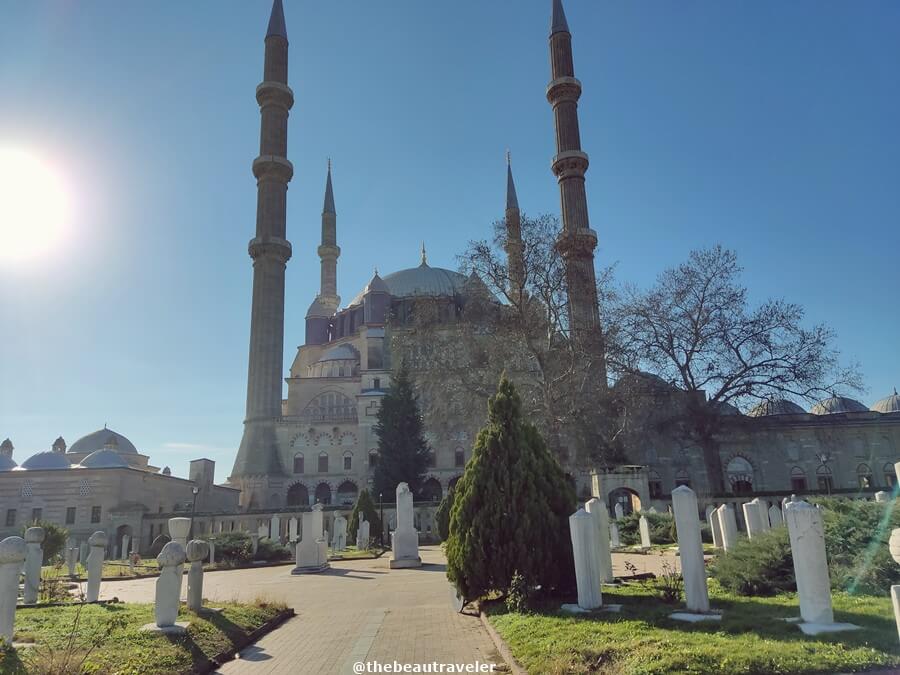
[[768, 504, 784, 526], [639, 515, 652, 549], [86, 531, 107, 603], [185, 540, 209, 613], [671, 486, 709, 613], [569, 508, 602, 610], [289, 516, 298, 542], [785, 500, 833, 624], [742, 502, 763, 539], [23, 526, 45, 604], [716, 505, 738, 551], [0, 537, 27, 646], [609, 522, 620, 549], [153, 542, 186, 629], [585, 498, 614, 583], [614, 503, 624, 520], [121, 535, 130, 561]]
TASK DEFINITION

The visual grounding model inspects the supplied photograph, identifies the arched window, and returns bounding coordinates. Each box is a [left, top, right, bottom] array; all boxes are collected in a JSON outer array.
[[790, 466, 807, 492], [816, 464, 834, 493], [315, 482, 332, 505], [454, 448, 465, 468], [318, 452, 328, 473], [419, 478, 443, 502], [884, 462, 897, 488], [300, 392, 357, 423], [293, 453, 304, 474], [337, 480, 358, 505], [857, 463, 873, 489], [726, 456, 754, 495], [286, 483, 309, 506], [343, 452, 352, 472], [368, 450, 378, 469]]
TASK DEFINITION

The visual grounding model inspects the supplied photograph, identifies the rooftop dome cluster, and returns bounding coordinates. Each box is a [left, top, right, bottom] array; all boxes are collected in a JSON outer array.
[[2, 427, 142, 472]]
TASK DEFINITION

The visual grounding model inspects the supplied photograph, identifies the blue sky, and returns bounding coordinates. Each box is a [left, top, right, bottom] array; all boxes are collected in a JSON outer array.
[[1, 1, 898, 483]]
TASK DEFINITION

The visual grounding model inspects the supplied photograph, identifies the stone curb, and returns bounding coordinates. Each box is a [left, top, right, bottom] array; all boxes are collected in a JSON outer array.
[[477, 604, 526, 675], [203, 607, 296, 672]]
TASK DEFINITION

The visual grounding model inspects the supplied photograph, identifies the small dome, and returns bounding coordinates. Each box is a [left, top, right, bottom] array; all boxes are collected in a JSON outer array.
[[306, 296, 334, 319], [0, 456, 17, 471], [318, 344, 359, 362], [363, 271, 389, 295], [78, 449, 129, 469], [52, 436, 66, 453], [19, 451, 71, 470], [710, 401, 742, 416], [68, 428, 138, 455], [747, 399, 806, 417], [347, 261, 468, 306], [810, 395, 868, 415], [872, 390, 900, 414]]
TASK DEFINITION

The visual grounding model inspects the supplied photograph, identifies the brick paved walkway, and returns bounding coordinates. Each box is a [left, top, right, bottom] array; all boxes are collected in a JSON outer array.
[[96, 545, 502, 674]]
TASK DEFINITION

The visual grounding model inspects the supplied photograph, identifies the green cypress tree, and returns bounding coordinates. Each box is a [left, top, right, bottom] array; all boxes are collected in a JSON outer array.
[[348, 489, 382, 544], [373, 368, 431, 499], [446, 374, 576, 602], [434, 483, 456, 542]]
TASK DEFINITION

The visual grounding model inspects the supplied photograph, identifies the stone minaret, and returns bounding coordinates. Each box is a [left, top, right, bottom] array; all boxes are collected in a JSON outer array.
[[231, 0, 294, 503], [547, 0, 605, 373], [504, 152, 525, 302], [317, 160, 341, 311]]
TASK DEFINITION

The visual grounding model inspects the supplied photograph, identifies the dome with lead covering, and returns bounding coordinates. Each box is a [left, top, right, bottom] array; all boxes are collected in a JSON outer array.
[[810, 395, 868, 415], [348, 260, 468, 306], [68, 428, 138, 455], [0, 455, 17, 471], [78, 449, 129, 469], [318, 344, 359, 362], [747, 399, 806, 417], [19, 451, 71, 470], [872, 390, 900, 414]]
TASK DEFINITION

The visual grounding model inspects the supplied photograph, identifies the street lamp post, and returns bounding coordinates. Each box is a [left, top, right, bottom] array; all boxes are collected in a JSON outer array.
[[379, 492, 384, 548], [189, 486, 200, 539]]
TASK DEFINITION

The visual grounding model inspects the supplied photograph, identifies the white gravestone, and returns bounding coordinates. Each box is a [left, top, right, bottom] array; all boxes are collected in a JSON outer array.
[[585, 498, 614, 583], [639, 515, 652, 549], [79, 541, 89, 567], [751, 498, 770, 531], [784, 500, 858, 634], [332, 516, 348, 552], [185, 540, 209, 613], [568, 508, 602, 610], [258, 522, 269, 540], [121, 535, 130, 561], [609, 522, 620, 549], [208, 537, 216, 565], [270, 515, 281, 543], [23, 526, 45, 605], [0, 537, 27, 646], [875, 491, 890, 503], [142, 541, 188, 634], [742, 501, 764, 539], [614, 503, 624, 520], [66, 547, 78, 576], [671, 486, 710, 614], [390, 483, 421, 568], [292, 506, 329, 574], [86, 531, 107, 602], [289, 516, 298, 543], [709, 506, 723, 548], [888, 528, 900, 642], [357, 518, 370, 550], [716, 505, 738, 552], [769, 504, 784, 527], [168, 517, 191, 548], [250, 533, 260, 555]]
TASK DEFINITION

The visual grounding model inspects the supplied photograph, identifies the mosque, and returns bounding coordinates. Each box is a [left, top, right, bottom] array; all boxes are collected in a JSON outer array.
[[1, 1, 898, 552]]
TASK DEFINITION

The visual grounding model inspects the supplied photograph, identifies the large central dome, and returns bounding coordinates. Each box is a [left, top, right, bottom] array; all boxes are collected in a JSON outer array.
[[348, 261, 467, 307]]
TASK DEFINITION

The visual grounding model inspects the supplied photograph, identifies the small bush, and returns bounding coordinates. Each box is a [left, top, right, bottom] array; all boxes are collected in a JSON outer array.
[[710, 527, 795, 596], [618, 510, 676, 545], [23, 521, 68, 564], [505, 570, 533, 614], [653, 561, 684, 604], [254, 538, 292, 562], [205, 532, 252, 565]]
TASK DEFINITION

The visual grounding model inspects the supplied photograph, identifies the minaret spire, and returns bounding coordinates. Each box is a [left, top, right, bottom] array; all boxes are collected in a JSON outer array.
[[504, 152, 525, 301], [317, 160, 340, 310], [232, 0, 295, 500], [546, 0, 606, 377]]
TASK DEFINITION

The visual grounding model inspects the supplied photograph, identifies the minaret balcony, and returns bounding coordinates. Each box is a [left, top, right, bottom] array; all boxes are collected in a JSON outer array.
[[546, 76, 582, 105], [551, 150, 590, 178], [252, 155, 294, 183], [555, 228, 598, 258], [256, 81, 294, 111], [248, 236, 292, 262]]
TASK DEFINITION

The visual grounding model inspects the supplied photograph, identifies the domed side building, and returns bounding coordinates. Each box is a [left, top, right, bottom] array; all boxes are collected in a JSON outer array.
[[0, 428, 239, 556]]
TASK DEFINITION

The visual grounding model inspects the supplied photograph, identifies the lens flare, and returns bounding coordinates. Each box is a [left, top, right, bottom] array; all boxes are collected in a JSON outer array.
[[0, 147, 71, 263]]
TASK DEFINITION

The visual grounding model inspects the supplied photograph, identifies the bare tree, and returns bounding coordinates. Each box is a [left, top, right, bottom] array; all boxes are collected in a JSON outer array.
[[611, 245, 861, 492], [389, 214, 627, 469]]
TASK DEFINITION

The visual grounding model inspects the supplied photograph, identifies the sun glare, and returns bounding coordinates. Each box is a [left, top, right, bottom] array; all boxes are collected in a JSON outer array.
[[0, 147, 70, 264]]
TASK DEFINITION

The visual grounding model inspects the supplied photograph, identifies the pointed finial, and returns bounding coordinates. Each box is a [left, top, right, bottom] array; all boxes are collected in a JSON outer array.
[[506, 149, 511, 166], [323, 160, 336, 215], [421, 242, 427, 265], [551, 0, 570, 36], [506, 153, 519, 211], [374, 266, 379, 276], [267, 0, 288, 41]]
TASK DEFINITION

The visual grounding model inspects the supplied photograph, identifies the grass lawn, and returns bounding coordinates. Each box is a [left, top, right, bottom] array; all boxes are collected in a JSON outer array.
[[0, 600, 286, 674], [486, 580, 900, 675], [329, 545, 387, 559]]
